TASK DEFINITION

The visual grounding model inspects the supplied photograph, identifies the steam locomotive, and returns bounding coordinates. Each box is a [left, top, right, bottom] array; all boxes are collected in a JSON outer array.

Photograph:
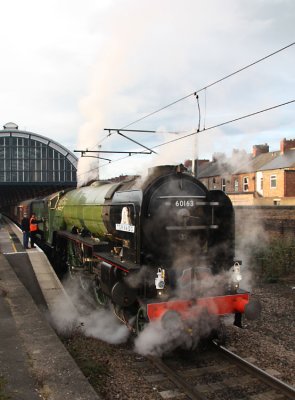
[[14, 164, 260, 340]]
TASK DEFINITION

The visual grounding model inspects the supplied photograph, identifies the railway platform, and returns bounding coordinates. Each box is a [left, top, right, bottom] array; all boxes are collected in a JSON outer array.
[[0, 217, 101, 400]]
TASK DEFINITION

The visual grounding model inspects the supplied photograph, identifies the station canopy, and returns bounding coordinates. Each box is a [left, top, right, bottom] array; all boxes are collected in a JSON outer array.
[[0, 122, 78, 209]]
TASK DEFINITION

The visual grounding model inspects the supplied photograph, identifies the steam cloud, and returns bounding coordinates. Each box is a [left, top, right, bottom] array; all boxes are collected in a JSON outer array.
[[134, 293, 226, 357], [50, 276, 130, 344], [50, 151, 268, 355], [126, 237, 235, 356]]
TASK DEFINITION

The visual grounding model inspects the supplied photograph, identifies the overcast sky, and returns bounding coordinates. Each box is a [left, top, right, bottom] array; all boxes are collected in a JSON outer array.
[[0, 0, 294, 182]]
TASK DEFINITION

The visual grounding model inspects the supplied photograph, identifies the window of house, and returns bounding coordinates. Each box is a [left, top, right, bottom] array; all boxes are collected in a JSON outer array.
[[234, 178, 239, 192], [221, 178, 226, 192], [270, 175, 277, 189], [260, 177, 263, 190], [243, 177, 249, 192]]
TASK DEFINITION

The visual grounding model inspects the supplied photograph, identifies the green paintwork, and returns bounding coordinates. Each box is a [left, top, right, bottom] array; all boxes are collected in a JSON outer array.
[[31, 192, 62, 243], [55, 182, 117, 238]]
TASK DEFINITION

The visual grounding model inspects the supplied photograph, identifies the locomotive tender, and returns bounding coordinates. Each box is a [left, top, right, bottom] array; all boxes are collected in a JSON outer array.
[[15, 164, 259, 337]]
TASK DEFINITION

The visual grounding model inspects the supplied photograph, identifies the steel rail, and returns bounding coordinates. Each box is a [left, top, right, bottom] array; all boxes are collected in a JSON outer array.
[[214, 342, 295, 399], [147, 355, 206, 400]]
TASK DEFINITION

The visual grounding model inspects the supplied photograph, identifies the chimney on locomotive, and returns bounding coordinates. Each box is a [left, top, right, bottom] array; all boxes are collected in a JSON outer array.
[[148, 164, 187, 178]]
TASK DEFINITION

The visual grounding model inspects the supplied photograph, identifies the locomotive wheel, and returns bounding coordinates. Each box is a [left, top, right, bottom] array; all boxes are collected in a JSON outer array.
[[93, 278, 109, 306], [79, 274, 90, 291], [136, 307, 148, 334], [67, 264, 88, 290], [67, 263, 78, 280]]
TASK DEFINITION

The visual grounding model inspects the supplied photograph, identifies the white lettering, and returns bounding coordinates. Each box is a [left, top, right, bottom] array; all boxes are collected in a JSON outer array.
[[116, 223, 135, 233], [175, 200, 194, 207]]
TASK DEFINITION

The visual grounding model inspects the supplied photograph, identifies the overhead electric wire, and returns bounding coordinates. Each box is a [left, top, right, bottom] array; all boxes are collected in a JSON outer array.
[[78, 98, 294, 176], [120, 42, 295, 130], [195, 94, 201, 132], [203, 88, 207, 130], [85, 41, 294, 154], [153, 99, 295, 149], [77, 42, 295, 177]]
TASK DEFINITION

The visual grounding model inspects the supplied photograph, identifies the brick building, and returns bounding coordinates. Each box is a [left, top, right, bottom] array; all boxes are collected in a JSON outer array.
[[258, 139, 295, 204], [196, 138, 295, 205]]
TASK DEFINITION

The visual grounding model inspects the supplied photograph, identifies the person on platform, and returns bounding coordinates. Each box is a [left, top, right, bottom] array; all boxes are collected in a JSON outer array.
[[29, 213, 43, 248], [21, 213, 30, 249]]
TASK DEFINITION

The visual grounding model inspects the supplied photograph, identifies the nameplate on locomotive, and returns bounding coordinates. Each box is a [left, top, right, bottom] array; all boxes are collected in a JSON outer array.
[[116, 223, 135, 233]]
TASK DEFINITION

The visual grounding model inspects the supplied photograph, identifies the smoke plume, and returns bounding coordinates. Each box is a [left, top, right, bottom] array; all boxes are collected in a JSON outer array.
[[50, 275, 130, 344]]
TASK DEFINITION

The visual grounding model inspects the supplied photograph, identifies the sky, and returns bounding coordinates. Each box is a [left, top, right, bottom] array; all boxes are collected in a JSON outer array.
[[0, 0, 294, 183]]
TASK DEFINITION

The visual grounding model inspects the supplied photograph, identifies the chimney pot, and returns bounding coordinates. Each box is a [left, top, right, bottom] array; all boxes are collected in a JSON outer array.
[[252, 144, 269, 157], [280, 138, 295, 154]]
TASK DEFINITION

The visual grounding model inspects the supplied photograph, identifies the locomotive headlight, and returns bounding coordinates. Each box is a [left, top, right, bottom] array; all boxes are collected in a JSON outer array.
[[155, 268, 165, 290], [231, 262, 242, 284]]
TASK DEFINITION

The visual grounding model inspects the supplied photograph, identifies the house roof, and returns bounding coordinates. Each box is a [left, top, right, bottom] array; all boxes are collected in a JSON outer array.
[[197, 149, 295, 179], [197, 151, 280, 178], [197, 161, 234, 178], [259, 149, 295, 171], [235, 151, 280, 173]]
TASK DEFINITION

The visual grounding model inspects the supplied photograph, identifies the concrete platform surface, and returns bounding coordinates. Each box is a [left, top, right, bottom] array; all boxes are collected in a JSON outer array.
[[0, 219, 101, 400]]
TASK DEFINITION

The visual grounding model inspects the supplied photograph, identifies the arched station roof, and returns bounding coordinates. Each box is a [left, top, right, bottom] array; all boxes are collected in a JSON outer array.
[[0, 122, 78, 209]]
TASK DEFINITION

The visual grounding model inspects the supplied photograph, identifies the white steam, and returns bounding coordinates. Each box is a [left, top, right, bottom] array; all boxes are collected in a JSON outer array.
[[134, 301, 221, 357], [125, 265, 156, 288], [50, 276, 130, 344], [235, 207, 268, 291], [204, 148, 270, 291], [76, 3, 153, 186], [134, 267, 231, 357], [134, 320, 181, 357], [76, 0, 251, 184]]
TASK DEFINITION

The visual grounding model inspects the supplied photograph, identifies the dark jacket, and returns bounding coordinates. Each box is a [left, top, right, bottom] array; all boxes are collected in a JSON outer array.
[[21, 217, 30, 232]]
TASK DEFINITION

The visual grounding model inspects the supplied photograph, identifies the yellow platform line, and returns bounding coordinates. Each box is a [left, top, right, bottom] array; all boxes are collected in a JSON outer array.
[[9, 235, 17, 253]]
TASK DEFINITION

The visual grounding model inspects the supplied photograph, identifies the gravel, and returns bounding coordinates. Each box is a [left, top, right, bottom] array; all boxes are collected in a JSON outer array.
[[63, 280, 295, 399], [225, 281, 295, 387]]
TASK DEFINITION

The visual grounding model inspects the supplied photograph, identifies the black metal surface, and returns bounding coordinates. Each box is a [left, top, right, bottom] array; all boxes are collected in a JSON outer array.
[[57, 230, 110, 252]]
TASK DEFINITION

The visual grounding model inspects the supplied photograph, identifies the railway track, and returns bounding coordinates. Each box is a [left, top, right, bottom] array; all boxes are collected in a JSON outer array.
[[135, 342, 295, 400], [56, 268, 295, 400], [3, 217, 294, 400]]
